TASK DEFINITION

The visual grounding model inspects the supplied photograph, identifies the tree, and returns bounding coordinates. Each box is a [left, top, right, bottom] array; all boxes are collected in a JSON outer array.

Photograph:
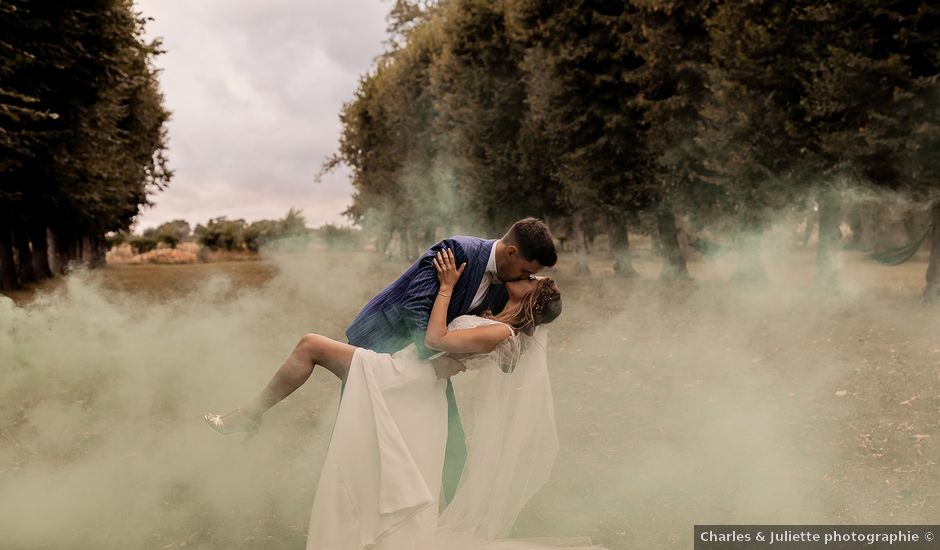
[[631, 0, 718, 280], [154, 219, 191, 248], [510, 0, 649, 275], [700, 1, 824, 283], [324, 25, 441, 258], [195, 217, 246, 251], [433, 0, 556, 236], [0, 1, 170, 288], [801, 1, 940, 299], [244, 208, 309, 252]]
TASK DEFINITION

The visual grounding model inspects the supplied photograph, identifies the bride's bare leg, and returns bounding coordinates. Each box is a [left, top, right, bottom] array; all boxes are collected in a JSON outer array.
[[217, 334, 357, 426], [242, 333, 357, 418]]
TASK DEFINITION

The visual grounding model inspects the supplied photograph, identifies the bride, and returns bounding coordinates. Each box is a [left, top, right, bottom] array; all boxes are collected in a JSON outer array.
[[205, 248, 606, 550]]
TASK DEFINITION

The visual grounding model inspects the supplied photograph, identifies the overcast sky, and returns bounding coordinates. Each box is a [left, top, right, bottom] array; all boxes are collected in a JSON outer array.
[[132, 0, 390, 231]]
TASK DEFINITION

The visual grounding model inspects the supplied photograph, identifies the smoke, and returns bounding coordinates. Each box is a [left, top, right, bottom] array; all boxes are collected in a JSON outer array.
[[506, 218, 938, 548], [2, 228, 938, 549], [0, 250, 375, 549]]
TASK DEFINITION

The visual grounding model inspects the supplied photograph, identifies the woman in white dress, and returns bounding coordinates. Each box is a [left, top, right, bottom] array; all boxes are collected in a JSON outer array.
[[205, 249, 606, 550]]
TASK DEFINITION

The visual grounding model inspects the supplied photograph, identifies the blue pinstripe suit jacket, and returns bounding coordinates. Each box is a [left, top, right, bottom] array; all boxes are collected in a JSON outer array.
[[345, 236, 509, 356]]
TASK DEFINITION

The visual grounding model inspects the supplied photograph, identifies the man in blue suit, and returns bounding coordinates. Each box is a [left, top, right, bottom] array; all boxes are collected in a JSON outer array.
[[344, 217, 558, 506]]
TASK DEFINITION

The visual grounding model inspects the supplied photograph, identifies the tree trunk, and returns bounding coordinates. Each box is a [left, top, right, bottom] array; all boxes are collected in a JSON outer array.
[[14, 228, 36, 283], [570, 211, 590, 275], [48, 228, 67, 275], [59, 234, 78, 272], [902, 206, 920, 243], [846, 202, 863, 250], [584, 224, 596, 254], [386, 230, 399, 259], [800, 214, 815, 246], [650, 230, 662, 258], [80, 234, 93, 265], [374, 224, 390, 256], [608, 212, 638, 277], [47, 228, 61, 275], [392, 228, 413, 261], [404, 228, 416, 261], [66, 234, 81, 270], [732, 228, 768, 283], [0, 227, 18, 290], [853, 199, 877, 252], [815, 190, 842, 289], [422, 227, 434, 249], [924, 201, 940, 304], [90, 234, 107, 268], [657, 208, 689, 281], [30, 226, 53, 279]]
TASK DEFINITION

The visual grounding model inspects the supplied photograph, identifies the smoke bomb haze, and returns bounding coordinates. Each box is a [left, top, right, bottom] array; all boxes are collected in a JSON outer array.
[[1, 231, 938, 549]]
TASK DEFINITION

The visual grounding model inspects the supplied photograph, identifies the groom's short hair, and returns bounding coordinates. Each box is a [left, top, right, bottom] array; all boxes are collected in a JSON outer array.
[[504, 218, 557, 267]]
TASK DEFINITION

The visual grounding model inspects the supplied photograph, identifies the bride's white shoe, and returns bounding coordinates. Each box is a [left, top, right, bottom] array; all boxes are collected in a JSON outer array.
[[204, 408, 262, 435]]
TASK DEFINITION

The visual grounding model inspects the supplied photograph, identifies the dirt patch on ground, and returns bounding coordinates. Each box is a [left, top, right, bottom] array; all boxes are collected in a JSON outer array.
[[107, 242, 261, 265]]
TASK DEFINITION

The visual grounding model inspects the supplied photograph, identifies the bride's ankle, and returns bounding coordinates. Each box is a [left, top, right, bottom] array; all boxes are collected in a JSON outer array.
[[236, 406, 265, 423]]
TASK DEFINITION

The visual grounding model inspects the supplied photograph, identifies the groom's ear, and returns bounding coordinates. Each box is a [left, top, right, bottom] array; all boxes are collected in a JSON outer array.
[[505, 244, 518, 257]]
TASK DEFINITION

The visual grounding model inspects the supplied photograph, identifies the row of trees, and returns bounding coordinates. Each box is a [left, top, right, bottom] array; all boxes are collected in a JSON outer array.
[[324, 0, 940, 300], [113, 209, 364, 254], [0, 1, 170, 289], [192, 208, 309, 252]]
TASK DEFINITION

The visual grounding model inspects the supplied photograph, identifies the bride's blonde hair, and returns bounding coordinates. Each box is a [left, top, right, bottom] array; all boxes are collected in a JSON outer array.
[[485, 278, 562, 335]]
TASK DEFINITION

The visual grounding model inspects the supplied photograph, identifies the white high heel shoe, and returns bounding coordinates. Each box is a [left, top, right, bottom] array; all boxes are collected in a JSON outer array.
[[204, 408, 262, 435]]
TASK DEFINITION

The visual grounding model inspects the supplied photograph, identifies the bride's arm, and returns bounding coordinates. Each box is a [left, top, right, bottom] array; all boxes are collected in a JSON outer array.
[[425, 248, 512, 354]]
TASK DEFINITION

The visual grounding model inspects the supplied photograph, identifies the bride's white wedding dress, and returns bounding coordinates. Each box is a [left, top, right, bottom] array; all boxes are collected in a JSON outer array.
[[305, 315, 607, 550]]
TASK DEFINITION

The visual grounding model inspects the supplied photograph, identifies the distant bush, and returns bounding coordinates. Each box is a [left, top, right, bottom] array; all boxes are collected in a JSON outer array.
[[154, 220, 192, 248], [123, 220, 192, 253], [194, 217, 247, 251], [243, 219, 279, 252], [129, 235, 159, 254], [195, 208, 310, 252], [240, 208, 308, 252], [314, 223, 363, 251]]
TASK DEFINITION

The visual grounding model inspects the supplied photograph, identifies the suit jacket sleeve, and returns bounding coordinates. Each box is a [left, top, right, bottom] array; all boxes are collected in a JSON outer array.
[[402, 238, 467, 360]]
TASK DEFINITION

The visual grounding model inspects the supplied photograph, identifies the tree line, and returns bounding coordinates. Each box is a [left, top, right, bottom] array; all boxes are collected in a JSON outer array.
[[111, 208, 363, 255], [324, 0, 940, 300], [0, 1, 170, 289], [112, 208, 315, 254]]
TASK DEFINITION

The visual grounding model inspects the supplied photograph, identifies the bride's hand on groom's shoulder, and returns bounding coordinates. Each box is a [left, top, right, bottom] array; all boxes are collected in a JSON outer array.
[[432, 247, 465, 292]]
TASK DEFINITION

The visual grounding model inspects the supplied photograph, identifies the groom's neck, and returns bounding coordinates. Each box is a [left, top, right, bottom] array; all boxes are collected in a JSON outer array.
[[494, 239, 506, 274]]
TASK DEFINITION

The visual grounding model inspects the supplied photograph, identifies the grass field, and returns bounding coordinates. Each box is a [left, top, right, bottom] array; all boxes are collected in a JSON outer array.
[[1, 244, 937, 549]]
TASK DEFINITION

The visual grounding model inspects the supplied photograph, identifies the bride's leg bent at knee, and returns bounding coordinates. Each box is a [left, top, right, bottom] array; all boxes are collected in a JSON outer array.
[[297, 333, 356, 382]]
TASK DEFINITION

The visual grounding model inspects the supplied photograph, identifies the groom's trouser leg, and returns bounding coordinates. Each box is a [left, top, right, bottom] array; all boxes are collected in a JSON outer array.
[[442, 378, 467, 506]]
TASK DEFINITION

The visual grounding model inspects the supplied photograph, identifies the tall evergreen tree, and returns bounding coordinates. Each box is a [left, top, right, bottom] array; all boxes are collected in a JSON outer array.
[[511, 0, 648, 274], [801, 1, 940, 299], [631, 0, 717, 280], [0, 1, 169, 288]]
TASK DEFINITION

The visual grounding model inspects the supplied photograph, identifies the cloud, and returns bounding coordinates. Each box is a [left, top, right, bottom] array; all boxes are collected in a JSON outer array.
[[132, 0, 390, 230]]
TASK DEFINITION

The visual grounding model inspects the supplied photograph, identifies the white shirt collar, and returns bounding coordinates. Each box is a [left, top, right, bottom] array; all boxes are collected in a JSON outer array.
[[486, 240, 499, 281]]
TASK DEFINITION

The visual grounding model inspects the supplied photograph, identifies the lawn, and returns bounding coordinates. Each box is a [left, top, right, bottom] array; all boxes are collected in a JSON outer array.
[[0, 245, 936, 549]]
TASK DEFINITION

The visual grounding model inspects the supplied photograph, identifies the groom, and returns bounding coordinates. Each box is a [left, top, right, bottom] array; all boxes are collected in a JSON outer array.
[[345, 217, 557, 505]]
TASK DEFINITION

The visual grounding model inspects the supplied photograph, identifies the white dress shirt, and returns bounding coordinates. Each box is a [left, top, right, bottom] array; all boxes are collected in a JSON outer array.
[[469, 241, 500, 311]]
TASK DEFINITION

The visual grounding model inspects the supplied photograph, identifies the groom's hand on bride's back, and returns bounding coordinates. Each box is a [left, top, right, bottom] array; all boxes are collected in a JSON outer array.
[[431, 355, 466, 379]]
